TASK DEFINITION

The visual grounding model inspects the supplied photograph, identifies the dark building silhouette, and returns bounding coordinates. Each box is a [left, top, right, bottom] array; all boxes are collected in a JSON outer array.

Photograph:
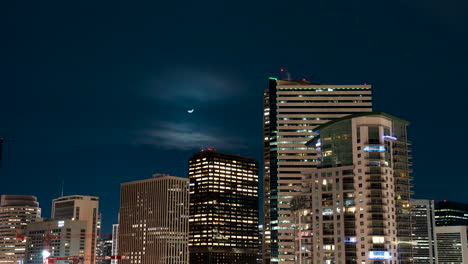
[[435, 200, 468, 226], [189, 149, 259, 264]]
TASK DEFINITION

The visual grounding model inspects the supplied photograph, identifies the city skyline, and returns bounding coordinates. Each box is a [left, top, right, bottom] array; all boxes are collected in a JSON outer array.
[[2, 0, 468, 236]]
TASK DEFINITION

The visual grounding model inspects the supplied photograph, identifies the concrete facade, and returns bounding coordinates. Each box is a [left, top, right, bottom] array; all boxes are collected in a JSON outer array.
[[0, 195, 41, 264], [52, 195, 99, 264], [292, 112, 412, 264], [263, 78, 372, 263], [118, 174, 189, 264]]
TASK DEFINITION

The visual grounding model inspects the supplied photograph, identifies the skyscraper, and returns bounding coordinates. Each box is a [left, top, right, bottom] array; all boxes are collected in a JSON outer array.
[[411, 199, 438, 264], [0, 195, 41, 264], [291, 112, 412, 263], [118, 174, 189, 264], [434, 200, 468, 227], [263, 78, 372, 263], [188, 149, 259, 264], [51, 195, 99, 264]]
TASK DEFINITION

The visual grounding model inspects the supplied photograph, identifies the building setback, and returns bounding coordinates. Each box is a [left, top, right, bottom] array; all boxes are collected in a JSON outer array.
[[292, 112, 412, 264], [0, 195, 41, 264], [118, 174, 189, 264], [411, 199, 438, 264], [52, 195, 99, 264], [189, 149, 259, 264], [436, 226, 468, 264], [263, 78, 372, 263]]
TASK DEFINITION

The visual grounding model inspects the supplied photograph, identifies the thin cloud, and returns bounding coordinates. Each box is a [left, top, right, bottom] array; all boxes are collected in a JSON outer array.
[[136, 122, 247, 151], [145, 67, 241, 103]]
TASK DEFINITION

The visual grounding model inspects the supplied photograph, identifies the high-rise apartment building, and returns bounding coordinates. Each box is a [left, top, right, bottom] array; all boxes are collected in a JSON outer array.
[[0, 195, 41, 264], [434, 200, 468, 227], [411, 199, 438, 264], [263, 78, 372, 263], [291, 112, 412, 264], [51, 195, 99, 264], [118, 174, 189, 264], [189, 149, 259, 264], [24, 218, 87, 264], [436, 226, 468, 264]]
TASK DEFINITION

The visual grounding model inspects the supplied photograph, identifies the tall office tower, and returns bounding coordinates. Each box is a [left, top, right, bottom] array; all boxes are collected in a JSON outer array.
[[291, 112, 412, 264], [189, 149, 259, 264], [24, 218, 88, 264], [52, 195, 99, 264], [0, 195, 41, 264], [434, 200, 468, 226], [118, 174, 189, 264], [411, 200, 438, 264], [435, 226, 468, 264], [263, 78, 372, 263], [111, 224, 119, 264]]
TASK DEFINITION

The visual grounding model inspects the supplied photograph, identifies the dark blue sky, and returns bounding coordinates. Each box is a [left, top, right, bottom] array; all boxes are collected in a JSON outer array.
[[2, 0, 467, 234]]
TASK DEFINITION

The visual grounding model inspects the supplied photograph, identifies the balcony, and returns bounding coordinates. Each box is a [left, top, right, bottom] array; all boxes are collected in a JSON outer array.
[[366, 177, 385, 183], [366, 194, 386, 198]]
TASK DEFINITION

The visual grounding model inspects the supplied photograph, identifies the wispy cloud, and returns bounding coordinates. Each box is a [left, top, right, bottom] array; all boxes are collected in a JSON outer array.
[[145, 67, 241, 103], [136, 122, 247, 151]]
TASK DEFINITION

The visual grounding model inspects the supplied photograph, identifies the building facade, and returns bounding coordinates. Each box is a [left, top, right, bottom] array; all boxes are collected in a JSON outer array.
[[24, 219, 87, 264], [0, 195, 41, 264], [292, 112, 412, 264], [436, 226, 468, 264], [111, 224, 118, 264], [189, 149, 259, 264], [52, 195, 99, 264], [263, 78, 372, 263], [96, 238, 112, 264], [434, 200, 468, 227], [411, 199, 438, 264], [118, 174, 189, 264]]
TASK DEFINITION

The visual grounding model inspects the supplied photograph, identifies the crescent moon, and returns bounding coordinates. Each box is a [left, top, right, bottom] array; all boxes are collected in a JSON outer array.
[[187, 109, 194, 113]]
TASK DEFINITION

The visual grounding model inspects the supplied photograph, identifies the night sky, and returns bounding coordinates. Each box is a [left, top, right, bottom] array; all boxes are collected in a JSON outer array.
[[2, 0, 467, 234]]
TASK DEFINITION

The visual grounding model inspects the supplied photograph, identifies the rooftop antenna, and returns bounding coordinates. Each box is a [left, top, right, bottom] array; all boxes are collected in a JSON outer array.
[[280, 68, 291, 81]]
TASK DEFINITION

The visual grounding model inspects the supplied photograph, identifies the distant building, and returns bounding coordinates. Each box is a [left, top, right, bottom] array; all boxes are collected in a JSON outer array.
[[24, 218, 87, 264], [434, 200, 468, 227], [188, 149, 259, 264], [96, 238, 112, 264], [436, 226, 468, 264], [411, 199, 438, 264], [118, 174, 189, 264], [52, 195, 99, 264], [263, 78, 373, 263], [292, 112, 412, 263], [0, 195, 41, 264], [111, 224, 118, 264], [257, 225, 263, 264]]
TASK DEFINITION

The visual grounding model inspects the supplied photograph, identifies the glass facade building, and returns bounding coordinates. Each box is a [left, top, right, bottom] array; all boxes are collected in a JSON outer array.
[[189, 149, 259, 264], [411, 200, 437, 264], [434, 200, 468, 227]]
